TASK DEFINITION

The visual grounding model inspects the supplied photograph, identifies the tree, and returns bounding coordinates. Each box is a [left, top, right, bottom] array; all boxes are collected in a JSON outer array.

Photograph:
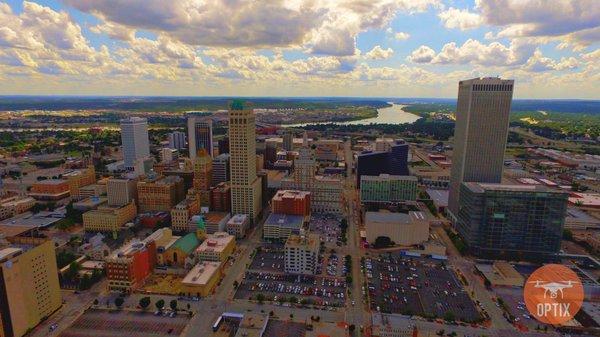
[[373, 236, 392, 249], [269, 310, 274, 317], [170, 299, 178, 311], [346, 275, 353, 284], [139, 297, 151, 310], [256, 293, 265, 304], [443, 311, 455, 322], [93, 299, 99, 306], [563, 229, 574, 241], [115, 297, 124, 308], [349, 324, 356, 332], [155, 299, 165, 311], [290, 296, 298, 304]]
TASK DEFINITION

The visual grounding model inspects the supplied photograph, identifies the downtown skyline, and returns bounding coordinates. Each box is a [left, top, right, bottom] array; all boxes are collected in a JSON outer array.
[[0, 0, 598, 99]]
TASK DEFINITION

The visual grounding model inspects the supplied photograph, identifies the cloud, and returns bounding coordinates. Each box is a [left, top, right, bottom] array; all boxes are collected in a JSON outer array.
[[90, 21, 135, 41], [524, 49, 579, 72], [365, 45, 394, 60], [63, 0, 440, 56], [438, 7, 482, 30], [394, 32, 410, 40], [408, 39, 536, 66]]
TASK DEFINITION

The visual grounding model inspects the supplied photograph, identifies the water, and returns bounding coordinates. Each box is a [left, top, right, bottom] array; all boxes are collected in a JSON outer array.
[[285, 103, 421, 127]]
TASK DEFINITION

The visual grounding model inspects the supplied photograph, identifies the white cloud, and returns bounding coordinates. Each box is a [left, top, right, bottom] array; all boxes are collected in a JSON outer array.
[[438, 7, 482, 30], [365, 45, 394, 60], [90, 21, 136, 41], [406, 45, 435, 63], [394, 32, 410, 40]]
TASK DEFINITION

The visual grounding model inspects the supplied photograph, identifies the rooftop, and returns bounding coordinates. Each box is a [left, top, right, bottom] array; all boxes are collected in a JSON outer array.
[[171, 233, 200, 254], [203, 212, 231, 224], [182, 261, 221, 286], [227, 214, 248, 224], [365, 211, 427, 224], [265, 213, 304, 229], [196, 232, 235, 254], [463, 182, 565, 194], [272, 190, 311, 202], [285, 232, 319, 251], [361, 174, 417, 182]]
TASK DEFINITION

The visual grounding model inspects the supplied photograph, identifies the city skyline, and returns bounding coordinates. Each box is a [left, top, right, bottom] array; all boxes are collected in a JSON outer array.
[[0, 0, 598, 99]]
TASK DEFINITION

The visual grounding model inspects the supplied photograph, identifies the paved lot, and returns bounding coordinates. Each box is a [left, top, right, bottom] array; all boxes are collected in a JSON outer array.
[[250, 245, 285, 273], [366, 253, 482, 323], [309, 214, 343, 247], [263, 320, 307, 337], [494, 287, 545, 331], [235, 271, 347, 307], [59, 308, 190, 337]]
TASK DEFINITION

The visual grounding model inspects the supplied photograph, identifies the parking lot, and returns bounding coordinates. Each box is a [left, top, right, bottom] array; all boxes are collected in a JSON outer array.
[[319, 253, 347, 278], [235, 271, 347, 307], [365, 253, 482, 323], [309, 214, 343, 247], [494, 287, 545, 331], [59, 308, 190, 337], [250, 245, 285, 273]]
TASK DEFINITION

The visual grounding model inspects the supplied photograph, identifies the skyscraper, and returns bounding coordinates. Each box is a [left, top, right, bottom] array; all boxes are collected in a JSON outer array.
[[228, 100, 262, 223], [188, 117, 213, 160], [448, 77, 514, 220], [120, 117, 150, 169], [356, 140, 409, 187], [168, 131, 186, 150], [283, 129, 293, 151]]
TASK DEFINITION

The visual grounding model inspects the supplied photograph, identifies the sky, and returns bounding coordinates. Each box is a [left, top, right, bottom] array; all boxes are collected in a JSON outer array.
[[0, 0, 598, 99]]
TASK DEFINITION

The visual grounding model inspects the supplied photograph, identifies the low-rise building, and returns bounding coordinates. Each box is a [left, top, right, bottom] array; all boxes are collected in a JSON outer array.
[[73, 196, 107, 211], [63, 166, 96, 200], [78, 183, 107, 199], [180, 261, 222, 297], [171, 192, 201, 232], [203, 212, 232, 234], [365, 211, 429, 246], [226, 214, 249, 239], [137, 175, 185, 212], [161, 233, 200, 267], [263, 213, 305, 241], [106, 237, 157, 293], [194, 232, 236, 262], [284, 231, 319, 275], [82, 201, 137, 232], [29, 179, 70, 201], [0, 196, 36, 220]]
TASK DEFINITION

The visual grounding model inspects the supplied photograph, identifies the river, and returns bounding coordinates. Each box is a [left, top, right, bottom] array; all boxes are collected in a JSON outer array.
[[285, 103, 421, 127]]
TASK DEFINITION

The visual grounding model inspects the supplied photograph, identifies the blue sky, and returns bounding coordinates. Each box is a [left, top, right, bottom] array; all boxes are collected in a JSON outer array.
[[0, 0, 598, 98]]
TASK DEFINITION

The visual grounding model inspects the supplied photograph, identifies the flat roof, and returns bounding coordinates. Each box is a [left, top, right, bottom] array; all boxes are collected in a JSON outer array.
[[181, 261, 221, 286], [203, 212, 230, 223], [227, 214, 248, 224], [361, 174, 417, 181], [426, 189, 448, 207], [365, 211, 426, 224], [265, 213, 304, 229], [196, 232, 235, 254], [463, 182, 563, 193]]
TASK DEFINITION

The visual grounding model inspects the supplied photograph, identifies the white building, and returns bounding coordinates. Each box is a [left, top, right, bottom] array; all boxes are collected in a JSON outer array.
[[120, 117, 150, 169], [284, 231, 320, 275], [168, 131, 186, 150]]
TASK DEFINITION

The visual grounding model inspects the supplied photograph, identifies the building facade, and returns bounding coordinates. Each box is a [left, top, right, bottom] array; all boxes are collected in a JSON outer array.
[[360, 175, 418, 203], [106, 177, 137, 206], [120, 117, 150, 169], [188, 117, 213, 159], [168, 131, 186, 150], [284, 232, 319, 275], [82, 201, 137, 232], [356, 140, 409, 188], [448, 77, 514, 219], [271, 190, 311, 217], [137, 176, 185, 213], [456, 183, 568, 261], [210, 182, 231, 212], [212, 153, 230, 186], [171, 192, 201, 232]]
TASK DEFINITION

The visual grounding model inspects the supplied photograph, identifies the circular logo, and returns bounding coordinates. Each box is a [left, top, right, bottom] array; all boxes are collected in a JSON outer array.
[[524, 264, 584, 325]]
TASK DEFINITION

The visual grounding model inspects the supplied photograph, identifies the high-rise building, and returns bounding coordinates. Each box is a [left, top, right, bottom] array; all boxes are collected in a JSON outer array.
[[218, 137, 229, 155], [284, 231, 319, 275], [188, 117, 213, 160], [228, 100, 262, 223], [448, 77, 514, 219], [160, 148, 179, 163], [282, 129, 293, 151], [210, 182, 231, 212], [212, 153, 230, 186], [107, 177, 137, 206], [456, 183, 567, 261], [193, 150, 213, 191], [168, 131, 186, 150], [360, 174, 418, 203], [120, 117, 150, 169], [0, 241, 61, 337], [137, 175, 185, 212], [356, 140, 409, 187]]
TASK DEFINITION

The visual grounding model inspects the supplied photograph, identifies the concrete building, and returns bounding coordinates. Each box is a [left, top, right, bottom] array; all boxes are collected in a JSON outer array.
[[82, 201, 137, 233], [456, 183, 568, 261], [271, 190, 311, 217], [360, 174, 418, 203], [180, 261, 222, 297], [282, 129, 293, 151], [284, 231, 319, 275], [0, 196, 35, 221], [137, 175, 185, 212], [106, 177, 137, 207], [210, 182, 231, 212], [229, 101, 262, 223], [356, 140, 409, 188], [193, 149, 213, 192], [120, 117, 150, 169], [202, 212, 232, 234], [0, 241, 61, 337], [63, 166, 96, 200], [226, 214, 249, 239], [188, 117, 213, 159], [212, 153, 230, 186], [314, 139, 342, 161], [448, 77, 514, 220], [365, 211, 429, 246], [160, 148, 179, 164], [263, 213, 305, 241], [171, 192, 201, 232], [168, 131, 186, 150], [371, 313, 418, 337], [29, 179, 70, 201], [194, 232, 236, 262]]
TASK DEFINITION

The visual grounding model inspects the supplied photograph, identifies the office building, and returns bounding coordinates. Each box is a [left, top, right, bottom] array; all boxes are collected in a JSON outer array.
[[63, 166, 96, 200], [0, 196, 35, 221], [160, 148, 179, 163], [364, 211, 429, 246], [229, 101, 262, 223], [171, 192, 201, 232], [202, 212, 232, 234], [226, 214, 249, 239], [356, 140, 409, 188], [188, 117, 213, 159], [0, 241, 61, 337], [284, 231, 319, 275], [456, 183, 568, 261], [180, 261, 222, 297], [193, 232, 236, 262], [314, 139, 342, 161], [137, 175, 185, 212], [168, 131, 186, 150], [82, 201, 137, 232], [448, 77, 514, 219], [271, 190, 311, 217], [263, 213, 304, 241], [282, 129, 293, 151], [210, 182, 231, 212], [218, 137, 229, 155], [29, 179, 70, 201], [360, 174, 418, 203], [212, 153, 230, 186], [120, 117, 150, 169], [106, 177, 137, 206]]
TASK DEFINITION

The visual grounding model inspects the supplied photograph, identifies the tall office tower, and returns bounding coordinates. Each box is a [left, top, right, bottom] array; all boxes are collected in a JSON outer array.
[[448, 77, 514, 220], [120, 117, 150, 169], [228, 100, 262, 223], [218, 137, 229, 155], [456, 183, 568, 261], [168, 131, 186, 150], [212, 153, 230, 186], [0, 241, 61, 337], [188, 117, 213, 160], [283, 129, 293, 151]]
